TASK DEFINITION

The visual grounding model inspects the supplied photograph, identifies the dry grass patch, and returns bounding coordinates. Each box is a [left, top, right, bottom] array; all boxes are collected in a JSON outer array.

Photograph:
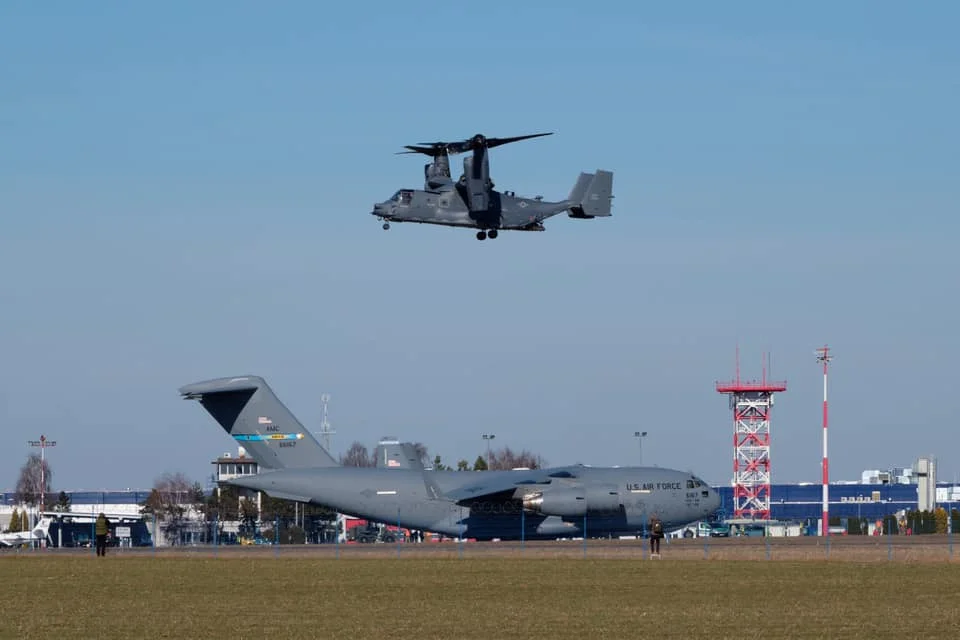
[[2, 555, 959, 639]]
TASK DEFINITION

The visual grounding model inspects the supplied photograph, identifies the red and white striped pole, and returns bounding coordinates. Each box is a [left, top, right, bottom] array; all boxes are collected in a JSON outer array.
[[816, 346, 832, 536]]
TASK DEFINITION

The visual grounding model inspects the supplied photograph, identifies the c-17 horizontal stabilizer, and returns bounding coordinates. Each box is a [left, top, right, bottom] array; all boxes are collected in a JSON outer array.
[[568, 170, 613, 219]]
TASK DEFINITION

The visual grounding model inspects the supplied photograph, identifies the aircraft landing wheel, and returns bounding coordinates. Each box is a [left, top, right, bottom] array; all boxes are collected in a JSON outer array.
[[488, 229, 498, 239], [476, 231, 487, 240], [383, 222, 390, 230]]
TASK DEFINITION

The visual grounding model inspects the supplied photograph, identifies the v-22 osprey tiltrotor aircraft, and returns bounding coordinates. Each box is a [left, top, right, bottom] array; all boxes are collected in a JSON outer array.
[[371, 132, 614, 240]]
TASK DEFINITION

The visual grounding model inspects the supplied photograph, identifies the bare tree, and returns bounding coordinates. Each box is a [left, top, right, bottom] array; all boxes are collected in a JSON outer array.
[[339, 441, 373, 467], [488, 446, 544, 470], [140, 472, 204, 545], [15, 453, 52, 507]]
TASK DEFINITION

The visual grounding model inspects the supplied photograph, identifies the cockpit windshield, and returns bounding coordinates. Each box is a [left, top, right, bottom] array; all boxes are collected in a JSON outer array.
[[389, 189, 413, 205], [687, 477, 706, 489]]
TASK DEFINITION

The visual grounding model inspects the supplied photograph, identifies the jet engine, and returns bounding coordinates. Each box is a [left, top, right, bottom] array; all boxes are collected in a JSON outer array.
[[521, 485, 621, 518]]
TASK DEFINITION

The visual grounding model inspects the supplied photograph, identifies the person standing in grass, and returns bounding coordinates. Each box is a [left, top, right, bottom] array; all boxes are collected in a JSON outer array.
[[95, 512, 111, 557], [649, 514, 664, 558]]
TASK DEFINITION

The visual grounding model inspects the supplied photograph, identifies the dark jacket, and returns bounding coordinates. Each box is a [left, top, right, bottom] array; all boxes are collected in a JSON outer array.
[[649, 517, 664, 537]]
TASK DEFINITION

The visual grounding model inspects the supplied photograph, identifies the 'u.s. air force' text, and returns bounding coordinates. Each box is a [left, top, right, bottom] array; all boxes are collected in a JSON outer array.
[[625, 482, 683, 491]]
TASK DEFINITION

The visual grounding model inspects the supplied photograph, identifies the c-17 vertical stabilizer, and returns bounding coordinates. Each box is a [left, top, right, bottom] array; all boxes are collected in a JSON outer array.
[[179, 375, 338, 471]]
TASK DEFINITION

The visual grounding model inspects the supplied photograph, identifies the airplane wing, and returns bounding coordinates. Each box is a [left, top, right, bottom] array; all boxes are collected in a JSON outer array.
[[442, 467, 582, 505]]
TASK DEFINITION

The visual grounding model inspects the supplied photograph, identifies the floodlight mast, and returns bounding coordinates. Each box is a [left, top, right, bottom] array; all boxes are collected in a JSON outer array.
[[816, 345, 833, 536], [319, 394, 334, 453], [482, 434, 496, 468], [633, 431, 648, 465], [27, 434, 56, 547]]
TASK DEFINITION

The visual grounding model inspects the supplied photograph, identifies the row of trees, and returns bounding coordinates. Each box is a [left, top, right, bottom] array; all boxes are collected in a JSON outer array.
[[3, 492, 72, 533], [3, 454, 72, 533], [138, 471, 340, 544], [338, 441, 545, 471]]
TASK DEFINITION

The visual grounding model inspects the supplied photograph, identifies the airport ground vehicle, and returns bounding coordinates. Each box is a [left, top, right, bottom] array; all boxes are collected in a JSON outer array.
[[346, 521, 406, 544]]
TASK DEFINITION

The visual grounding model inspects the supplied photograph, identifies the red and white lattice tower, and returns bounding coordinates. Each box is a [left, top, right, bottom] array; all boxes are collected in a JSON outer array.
[[715, 350, 787, 520]]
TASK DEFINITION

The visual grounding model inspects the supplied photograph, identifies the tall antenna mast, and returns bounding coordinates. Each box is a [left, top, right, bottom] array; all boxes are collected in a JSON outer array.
[[815, 345, 833, 537], [319, 393, 335, 452]]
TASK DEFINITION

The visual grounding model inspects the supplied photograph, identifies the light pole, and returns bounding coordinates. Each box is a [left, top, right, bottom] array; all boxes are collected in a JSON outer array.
[[482, 434, 495, 469], [634, 431, 647, 465], [28, 434, 56, 547]]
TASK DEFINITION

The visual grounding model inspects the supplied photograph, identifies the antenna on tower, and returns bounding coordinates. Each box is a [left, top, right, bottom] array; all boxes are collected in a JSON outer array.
[[319, 393, 335, 452]]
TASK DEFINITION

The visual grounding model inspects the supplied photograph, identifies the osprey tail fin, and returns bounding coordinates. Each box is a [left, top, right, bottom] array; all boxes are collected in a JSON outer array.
[[568, 170, 614, 218]]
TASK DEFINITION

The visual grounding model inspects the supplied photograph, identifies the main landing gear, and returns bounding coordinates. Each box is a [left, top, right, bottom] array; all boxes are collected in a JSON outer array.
[[476, 229, 498, 241]]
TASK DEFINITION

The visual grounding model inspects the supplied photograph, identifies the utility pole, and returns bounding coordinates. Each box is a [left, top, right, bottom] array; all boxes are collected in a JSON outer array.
[[816, 345, 832, 537], [633, 431, 648, 465], [27, 434, 56, 547]]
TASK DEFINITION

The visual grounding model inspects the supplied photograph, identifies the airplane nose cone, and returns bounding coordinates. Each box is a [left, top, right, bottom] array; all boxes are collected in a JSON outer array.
[[709, 488, 722, 513]]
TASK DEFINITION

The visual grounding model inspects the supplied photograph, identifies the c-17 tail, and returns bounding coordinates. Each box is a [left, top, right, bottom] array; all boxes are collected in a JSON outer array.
[[179, 375, 338, 470], [566, 170, 614, 219]]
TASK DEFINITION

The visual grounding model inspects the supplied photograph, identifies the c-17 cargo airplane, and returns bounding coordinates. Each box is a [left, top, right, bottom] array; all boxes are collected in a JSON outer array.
[[180, 376, 721, 541]]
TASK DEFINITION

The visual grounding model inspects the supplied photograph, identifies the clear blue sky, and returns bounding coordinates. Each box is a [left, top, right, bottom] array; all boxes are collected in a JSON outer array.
[[2, 1, 958, 491]]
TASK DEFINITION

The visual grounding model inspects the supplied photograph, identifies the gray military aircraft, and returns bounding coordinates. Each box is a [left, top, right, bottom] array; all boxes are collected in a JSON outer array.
[[180, 375, 720, 540], [370, 132, 614, 240]]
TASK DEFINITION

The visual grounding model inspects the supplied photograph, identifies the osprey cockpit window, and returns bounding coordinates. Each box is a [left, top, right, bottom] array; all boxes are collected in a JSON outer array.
[[398, 190, 413, 205]]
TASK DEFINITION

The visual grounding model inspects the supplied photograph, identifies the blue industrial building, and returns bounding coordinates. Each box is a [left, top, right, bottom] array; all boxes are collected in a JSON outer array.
[[712, 483, 934, 523]]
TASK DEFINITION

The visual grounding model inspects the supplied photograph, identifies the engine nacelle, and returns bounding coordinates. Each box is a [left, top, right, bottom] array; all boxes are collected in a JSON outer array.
[[522, 485, 621, 518]]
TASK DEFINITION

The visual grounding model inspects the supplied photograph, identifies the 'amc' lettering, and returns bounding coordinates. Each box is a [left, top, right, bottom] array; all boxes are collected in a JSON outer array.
[[279, 442, 296, 448], [266, 425, 280, 432]]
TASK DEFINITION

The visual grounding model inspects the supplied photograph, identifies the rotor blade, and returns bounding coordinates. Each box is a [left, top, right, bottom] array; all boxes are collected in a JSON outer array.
[[399, 145, 448, 157], [402, 132, 553, 156], [484, 132, 553, 149]]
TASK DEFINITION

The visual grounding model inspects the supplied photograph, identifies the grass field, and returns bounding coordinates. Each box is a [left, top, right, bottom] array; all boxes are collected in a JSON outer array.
[[3, 550, 960, 638]]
